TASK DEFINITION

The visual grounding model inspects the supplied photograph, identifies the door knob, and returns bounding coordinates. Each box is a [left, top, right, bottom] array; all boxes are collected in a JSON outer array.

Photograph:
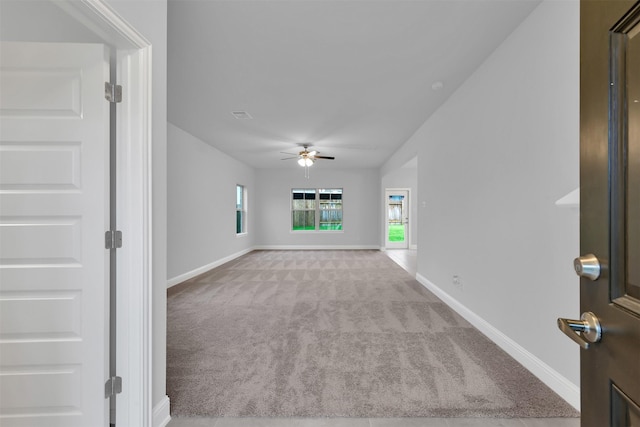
[[573, 254, 601, 280], [557, 312, 602, 349]]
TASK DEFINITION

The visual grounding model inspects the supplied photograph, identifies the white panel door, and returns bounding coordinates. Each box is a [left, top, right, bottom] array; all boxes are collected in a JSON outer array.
[[0, 42, 110, 427]]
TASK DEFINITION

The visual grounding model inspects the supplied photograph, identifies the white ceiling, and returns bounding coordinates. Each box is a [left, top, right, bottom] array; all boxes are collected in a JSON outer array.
[[167, 0, 540, 170]]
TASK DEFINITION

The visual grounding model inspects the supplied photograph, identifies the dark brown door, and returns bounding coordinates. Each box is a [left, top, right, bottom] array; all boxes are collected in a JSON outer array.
[[562, 1, 640, 425]]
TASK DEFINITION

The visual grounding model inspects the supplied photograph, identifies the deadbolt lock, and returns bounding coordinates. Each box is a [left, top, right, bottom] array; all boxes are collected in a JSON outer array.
[[573, 254, 601, 281]]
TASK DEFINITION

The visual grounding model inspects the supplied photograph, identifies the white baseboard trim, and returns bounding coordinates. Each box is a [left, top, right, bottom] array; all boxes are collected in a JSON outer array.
[[253, 245, 381, 250], [416, 273, 580, 412], [383, 246, 416, 251], [152, 395, 171, 427], [167, 248, 254, 288]]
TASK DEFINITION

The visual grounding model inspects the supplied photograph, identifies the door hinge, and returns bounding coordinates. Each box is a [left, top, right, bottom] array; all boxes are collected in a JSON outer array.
[[105, 376, 122, 398], [105, 230, 123, 249], [105, 82, 122, 103]]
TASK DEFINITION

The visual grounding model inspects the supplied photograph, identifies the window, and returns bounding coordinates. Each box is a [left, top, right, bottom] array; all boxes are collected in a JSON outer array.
[[292, 188, 342, 231], [236, 184, 246, 234], [291, 188, 316, 230]]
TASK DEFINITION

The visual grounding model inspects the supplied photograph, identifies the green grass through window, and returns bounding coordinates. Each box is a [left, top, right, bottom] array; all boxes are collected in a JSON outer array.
[[292, 224, 343, 231], [319, 223, 342, 230], [388, 224, 405, 242]]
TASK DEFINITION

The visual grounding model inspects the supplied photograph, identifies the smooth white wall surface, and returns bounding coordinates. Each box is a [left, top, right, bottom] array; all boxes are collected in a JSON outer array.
[[254, 168, 380, 248], [383, 0, 580, 388], [0, 1, 103, 42], [381, 165, 418, 248], [167, 123, 255, 283], [106, 0, 169, 410]]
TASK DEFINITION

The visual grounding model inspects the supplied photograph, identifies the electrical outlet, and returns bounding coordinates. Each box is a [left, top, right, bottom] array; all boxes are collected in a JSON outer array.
[[452, 275, 462, 290]]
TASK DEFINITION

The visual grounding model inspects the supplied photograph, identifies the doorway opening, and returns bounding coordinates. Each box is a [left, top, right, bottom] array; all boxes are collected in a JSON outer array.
[[385, 188, 410, 249]]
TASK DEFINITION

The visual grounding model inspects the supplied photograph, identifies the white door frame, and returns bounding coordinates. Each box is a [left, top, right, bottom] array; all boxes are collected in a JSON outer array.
[[385, 188, 410, 249], [52, 1, 154, 425]]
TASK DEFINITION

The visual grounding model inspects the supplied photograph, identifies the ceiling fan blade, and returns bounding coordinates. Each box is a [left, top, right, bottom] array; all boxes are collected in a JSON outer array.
[[280, 151, 299, 156], [281, 156, 299, 160], [313, 155, 335, 160]]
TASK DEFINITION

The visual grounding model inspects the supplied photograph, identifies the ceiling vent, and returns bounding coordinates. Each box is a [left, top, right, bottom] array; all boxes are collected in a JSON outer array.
[[231, 111, 253, 119]]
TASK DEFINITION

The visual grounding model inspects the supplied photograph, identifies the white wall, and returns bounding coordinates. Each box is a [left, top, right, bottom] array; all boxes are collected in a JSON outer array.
[[167, 123, 256, 285], [381, 164, 418, 248], [254, 168, 380, 248], [0, 1, 104, 42], [383, 0, 580, 400]]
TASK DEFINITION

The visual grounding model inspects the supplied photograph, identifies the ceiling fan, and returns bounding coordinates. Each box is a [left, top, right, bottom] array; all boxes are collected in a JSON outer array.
[[281, 145, 335, 167], [281, 145, 334, 178]]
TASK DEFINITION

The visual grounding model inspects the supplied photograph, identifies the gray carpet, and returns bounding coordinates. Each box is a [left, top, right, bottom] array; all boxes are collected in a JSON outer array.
[[167, 250, 579, 418]]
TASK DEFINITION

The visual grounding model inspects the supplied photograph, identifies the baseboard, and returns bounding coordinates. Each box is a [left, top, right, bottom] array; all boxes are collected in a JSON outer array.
[[253, 245, 381, 250], [152, 395, 171, 427], [166, 248, 254, 288], [416, 273, 581, 412], [383, 246, 416, 251]]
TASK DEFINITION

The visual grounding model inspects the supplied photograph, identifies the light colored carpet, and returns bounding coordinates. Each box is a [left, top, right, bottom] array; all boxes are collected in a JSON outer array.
[[167, 250, 579, 418]]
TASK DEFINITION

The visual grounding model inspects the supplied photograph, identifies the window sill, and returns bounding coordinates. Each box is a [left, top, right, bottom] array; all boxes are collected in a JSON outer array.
[[290, 230, 344, 234], [236, 232, 248, 237]]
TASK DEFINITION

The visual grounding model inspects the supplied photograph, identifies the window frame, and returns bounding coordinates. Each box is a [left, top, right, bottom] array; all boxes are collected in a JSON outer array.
[[291, 188, 343, 232]]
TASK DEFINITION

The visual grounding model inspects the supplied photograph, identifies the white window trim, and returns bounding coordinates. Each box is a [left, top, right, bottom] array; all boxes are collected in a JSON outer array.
[[236, 184, 247, 235]]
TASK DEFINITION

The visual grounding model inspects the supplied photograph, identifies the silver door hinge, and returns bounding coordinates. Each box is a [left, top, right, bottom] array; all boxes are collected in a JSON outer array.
[[105, 82, 122, 103], [105, 376, 122, 398], [105, 230, 123, 249]]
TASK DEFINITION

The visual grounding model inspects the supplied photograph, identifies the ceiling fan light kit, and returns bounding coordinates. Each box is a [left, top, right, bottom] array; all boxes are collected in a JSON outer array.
[[298, 158, 314, 167], [281, 144, 335, 177]]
